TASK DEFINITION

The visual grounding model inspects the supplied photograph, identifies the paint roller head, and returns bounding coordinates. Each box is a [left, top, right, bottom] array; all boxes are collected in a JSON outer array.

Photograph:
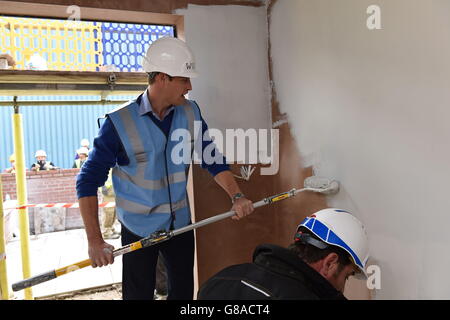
[[303, 176, 340, 195]]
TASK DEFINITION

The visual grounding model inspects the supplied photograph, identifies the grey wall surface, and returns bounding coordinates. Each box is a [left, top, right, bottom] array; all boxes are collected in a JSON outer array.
[[270, 0, 450, 299]]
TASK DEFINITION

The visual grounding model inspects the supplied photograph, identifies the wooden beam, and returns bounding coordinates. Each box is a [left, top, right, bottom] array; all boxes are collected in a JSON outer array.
[[0, 70, 148, 95], [0, 1, 183, 27], [0, 70, 148, 85]]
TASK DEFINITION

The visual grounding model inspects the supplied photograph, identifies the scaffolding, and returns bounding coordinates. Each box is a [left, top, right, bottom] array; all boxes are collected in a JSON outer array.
[[0, 69, 147, 300]]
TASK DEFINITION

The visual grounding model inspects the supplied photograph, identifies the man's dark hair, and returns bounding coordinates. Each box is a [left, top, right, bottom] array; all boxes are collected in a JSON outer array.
[[148, 72, 173, 84], [288, 227, 352, 270]]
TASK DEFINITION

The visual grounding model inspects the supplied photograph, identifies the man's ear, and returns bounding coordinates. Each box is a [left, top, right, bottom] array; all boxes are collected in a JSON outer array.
[[154, 72, 164, 82], [321, 253, 339, 277], [160, 73, 173, 85]]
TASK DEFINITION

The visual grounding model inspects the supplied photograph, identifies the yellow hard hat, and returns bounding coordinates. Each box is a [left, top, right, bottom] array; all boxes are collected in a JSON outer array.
[[9, 154, 15, 162]]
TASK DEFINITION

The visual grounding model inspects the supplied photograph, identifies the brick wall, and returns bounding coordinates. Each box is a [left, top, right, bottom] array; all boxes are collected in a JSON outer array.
[[1, 169, 90, 233], [1, 168, 79, 203]]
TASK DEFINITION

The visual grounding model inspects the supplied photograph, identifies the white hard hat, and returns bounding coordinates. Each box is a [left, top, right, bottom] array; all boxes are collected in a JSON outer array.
[[142, 36, 198, 78], [296, 208, 369, 279], [80, 139, 90, 147], [35, 150, 47, 158], [77, 147, 89, 156]]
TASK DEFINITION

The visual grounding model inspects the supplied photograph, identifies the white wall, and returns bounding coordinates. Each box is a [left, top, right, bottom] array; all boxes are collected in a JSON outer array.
[[270, 0, 450, 299], [176, 4, 270, 132]]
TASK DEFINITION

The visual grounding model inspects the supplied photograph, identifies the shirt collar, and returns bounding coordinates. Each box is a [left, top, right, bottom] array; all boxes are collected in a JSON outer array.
[[138, 89, 175, 121]]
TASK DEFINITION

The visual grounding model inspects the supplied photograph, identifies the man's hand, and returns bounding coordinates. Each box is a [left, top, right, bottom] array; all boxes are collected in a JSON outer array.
[[213, 171, 255, 220], [231, 197, 254, 221], [88, 240, 115, 268]]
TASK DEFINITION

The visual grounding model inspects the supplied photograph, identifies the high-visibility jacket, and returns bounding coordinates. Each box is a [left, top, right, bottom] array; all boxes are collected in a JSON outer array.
[[73, 159, 86, 168], [107, 97, 200, 237]]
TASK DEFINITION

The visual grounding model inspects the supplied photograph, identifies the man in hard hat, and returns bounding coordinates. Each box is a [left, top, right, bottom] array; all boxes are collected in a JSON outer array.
[[74, 139, 90, 160], [73, 147, 89, 168], [198, 208, 370, 300], [30, 150, 57, 171], [76, 36, 254, 300], [80, 139, 90, 149], [0, 53, 16, 68], [4, 154, 16, 173]]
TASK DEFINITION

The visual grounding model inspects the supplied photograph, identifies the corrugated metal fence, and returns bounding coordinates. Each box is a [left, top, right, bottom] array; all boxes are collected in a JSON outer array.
[[0, 94, 136, 171]]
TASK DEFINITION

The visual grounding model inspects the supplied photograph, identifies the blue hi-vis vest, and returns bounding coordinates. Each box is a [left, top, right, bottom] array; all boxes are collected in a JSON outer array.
[[107, 96, 201, 237]]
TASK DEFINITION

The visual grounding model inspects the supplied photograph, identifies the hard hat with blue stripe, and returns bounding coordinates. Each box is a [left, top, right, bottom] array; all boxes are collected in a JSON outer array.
[[296, 208, 369, 279]]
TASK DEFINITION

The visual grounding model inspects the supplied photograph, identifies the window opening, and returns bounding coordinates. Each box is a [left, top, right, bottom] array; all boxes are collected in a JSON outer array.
[[0, 15, 175, 71]]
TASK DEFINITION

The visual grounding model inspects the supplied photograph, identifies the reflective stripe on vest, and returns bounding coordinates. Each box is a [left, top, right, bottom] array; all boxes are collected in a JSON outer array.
[[111, 103, 195, 195], [115, 197, 188, 215], [113, 169, 186, 190]]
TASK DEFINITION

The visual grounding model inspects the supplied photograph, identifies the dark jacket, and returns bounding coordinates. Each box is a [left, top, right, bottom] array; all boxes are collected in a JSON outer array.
[[30, 161, 55, 171], [197, 244, 346, 300]]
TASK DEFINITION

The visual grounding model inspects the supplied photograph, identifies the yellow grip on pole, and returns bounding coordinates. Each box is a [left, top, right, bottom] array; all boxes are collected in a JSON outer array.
[[270, 194, 290, 202], [55, 259, 92, 277], [130, 242, 143, 251]]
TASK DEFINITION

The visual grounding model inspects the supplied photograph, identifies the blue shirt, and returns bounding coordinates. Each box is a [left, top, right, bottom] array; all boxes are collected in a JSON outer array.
[[76, 91, 229, 198]]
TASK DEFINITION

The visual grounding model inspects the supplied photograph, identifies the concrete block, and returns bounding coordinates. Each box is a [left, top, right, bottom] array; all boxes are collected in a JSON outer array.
[[34, 207, 66, 235]]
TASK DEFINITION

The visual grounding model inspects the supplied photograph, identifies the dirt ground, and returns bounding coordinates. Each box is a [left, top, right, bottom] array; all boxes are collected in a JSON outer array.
[[37, 283, 123, 300], [36, 283, 168, 300]]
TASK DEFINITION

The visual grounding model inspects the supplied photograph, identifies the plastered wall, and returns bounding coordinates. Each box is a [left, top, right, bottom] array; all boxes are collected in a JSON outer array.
[[269, 0, 450, 299], [177, 4, 338, 296], [176, 3, 277, 291], [4, 0, 384, 299], [176, 4, 270, 133]]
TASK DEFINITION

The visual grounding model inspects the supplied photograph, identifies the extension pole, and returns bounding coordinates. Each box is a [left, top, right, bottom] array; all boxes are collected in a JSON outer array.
[[12, 187, 314, 292], [0, 175, 10, 300], [12, 101, 33, 300]]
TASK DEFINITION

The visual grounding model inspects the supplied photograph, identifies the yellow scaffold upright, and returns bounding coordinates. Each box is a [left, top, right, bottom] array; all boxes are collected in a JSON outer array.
[[12, 100, 33, 300]]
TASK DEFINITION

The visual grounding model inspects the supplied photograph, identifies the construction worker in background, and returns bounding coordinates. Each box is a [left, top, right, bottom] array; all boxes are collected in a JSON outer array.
[[73, 147, 89, 168], [30, 150, 57, 171], [99, 169, 120, 239], [4, 154, 16, 173], [198, 208, 370, 300], [76, 36, 254, 300], [74, 139, 90, 160], [0, 53, 16, 69], [80, 138, 90, 149]]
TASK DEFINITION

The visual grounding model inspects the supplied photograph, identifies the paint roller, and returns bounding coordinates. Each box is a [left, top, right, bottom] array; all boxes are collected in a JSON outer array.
[[12, 176, 339, 292]]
